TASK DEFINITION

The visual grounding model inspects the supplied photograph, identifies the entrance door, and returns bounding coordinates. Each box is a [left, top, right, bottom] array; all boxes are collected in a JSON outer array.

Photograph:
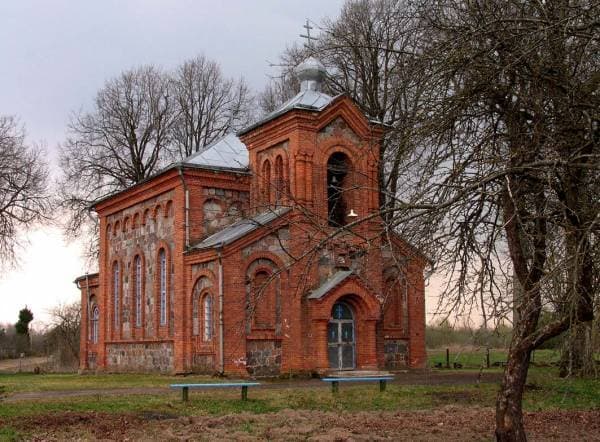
[[327, 302, 355, 370]]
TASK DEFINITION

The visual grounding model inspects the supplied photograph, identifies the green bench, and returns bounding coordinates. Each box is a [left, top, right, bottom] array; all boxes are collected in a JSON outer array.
[[321, 376, 394, 393], [170, 382, 261, 402]]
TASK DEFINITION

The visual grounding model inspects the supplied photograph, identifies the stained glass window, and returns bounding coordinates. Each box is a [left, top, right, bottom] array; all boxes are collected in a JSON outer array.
[[332, 302, 352, 320]]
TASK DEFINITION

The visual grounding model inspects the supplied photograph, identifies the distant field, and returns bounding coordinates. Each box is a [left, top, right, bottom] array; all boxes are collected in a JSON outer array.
[[427, 348, 561, 369]]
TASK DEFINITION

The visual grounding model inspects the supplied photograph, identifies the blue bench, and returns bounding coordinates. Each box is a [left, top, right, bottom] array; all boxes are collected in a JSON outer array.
[[321, 376, 394, 393], [170, 382, 261, 402]]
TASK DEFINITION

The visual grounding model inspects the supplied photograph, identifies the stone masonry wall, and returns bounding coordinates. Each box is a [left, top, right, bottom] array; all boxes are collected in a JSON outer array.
[[105, 191, 175, 340], [106, 342, 173, 373], [384, 339, 408, 369], [246, 340, 282, 376]]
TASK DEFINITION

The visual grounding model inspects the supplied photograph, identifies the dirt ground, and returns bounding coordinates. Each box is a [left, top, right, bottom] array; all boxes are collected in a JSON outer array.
[[4, 407, 600, 441]]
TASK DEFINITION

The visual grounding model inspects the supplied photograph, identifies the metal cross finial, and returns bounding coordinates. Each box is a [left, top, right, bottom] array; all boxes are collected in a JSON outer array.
[[300, 19, 318, 50]]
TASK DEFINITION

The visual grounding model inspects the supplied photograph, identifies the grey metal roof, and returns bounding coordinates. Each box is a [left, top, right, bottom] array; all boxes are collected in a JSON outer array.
[[307, 270, 354, 300], [183, 133, 249, 170], [238, 90, 339, 136], [192, 206, 292, 250]]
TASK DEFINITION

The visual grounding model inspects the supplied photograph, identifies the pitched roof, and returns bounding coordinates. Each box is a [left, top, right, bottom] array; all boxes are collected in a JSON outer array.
[[307, 270, 354, 300], [182, 133, 249, 171], [191, 206, 292, 250], [237, 90, 339, 136]]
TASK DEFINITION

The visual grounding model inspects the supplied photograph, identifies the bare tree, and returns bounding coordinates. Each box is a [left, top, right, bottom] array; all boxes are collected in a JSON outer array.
[[171, 55, 254, 158], [389, 1, 599, 440], [0, 116, 51, 268], [46, 302, 81, 369], [58, 65, 175, 257], [260, 0, 428, 218]]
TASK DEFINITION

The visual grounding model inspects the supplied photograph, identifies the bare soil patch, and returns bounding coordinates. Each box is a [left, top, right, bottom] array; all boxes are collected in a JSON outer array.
[[4, 407, 600, 441]]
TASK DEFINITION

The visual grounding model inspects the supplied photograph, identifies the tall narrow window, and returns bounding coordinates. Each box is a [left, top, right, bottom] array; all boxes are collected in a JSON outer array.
[[327, 153, 350, 226], [262, 159, 271, 205], [203, 295, 213, 341], [113, 262, 120, 329], [159, 249, 167, 326], [192, 295, 200, 336], [134, 255, 142, 327], [274, 155, 284, 204], [90, 305, 99, 343]]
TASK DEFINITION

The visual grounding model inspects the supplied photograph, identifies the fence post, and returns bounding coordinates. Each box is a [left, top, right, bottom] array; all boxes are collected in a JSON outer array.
[[486, 347, 490, 368], [445, 348, 450, 369]]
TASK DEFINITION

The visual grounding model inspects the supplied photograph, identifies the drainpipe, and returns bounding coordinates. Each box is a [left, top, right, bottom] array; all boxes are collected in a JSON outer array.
[[177, 167, 190, 249], [217, 247, 225, 374]]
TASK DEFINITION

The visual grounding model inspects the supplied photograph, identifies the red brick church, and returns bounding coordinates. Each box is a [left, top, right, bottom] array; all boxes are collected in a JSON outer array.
[[76, 58, 427, 376]]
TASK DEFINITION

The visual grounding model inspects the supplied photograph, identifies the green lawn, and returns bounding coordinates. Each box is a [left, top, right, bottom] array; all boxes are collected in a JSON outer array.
[[0, 383, 498, 419], [0, 372, 211, 394], [0, 350, 598, 422]]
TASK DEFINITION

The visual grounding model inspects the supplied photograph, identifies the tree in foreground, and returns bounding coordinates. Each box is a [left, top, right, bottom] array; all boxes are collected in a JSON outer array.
[[0, 116, 51, 268], [392, 1, 599, 440]]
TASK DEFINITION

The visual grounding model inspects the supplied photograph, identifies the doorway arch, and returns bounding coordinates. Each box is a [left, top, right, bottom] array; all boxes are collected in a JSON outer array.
[[327, 301, 355, 370]]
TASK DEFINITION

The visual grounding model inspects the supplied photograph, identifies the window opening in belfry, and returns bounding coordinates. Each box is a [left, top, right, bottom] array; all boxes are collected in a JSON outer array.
[[327, 152, 350, 226]]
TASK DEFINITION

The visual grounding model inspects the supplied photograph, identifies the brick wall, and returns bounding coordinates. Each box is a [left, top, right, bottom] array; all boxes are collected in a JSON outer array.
[[77, 93, 427, 376]]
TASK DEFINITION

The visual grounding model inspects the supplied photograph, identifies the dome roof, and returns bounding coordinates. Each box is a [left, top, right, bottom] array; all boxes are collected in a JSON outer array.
[[294, 57, 327, 91]]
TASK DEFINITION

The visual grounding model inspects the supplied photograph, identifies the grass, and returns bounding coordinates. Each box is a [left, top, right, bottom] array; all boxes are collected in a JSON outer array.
[[0, 383, 500, 420], [0, 427, 22, 442], [0, 372, 213, 394], [0, 350, 598, 421], [427, 348, 561, 369]]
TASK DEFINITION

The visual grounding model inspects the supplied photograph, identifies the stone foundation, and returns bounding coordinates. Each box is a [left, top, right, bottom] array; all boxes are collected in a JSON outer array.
[[384, 339, 408, 369], [106, 342, 173, 373], [246, 340, 282, 376]]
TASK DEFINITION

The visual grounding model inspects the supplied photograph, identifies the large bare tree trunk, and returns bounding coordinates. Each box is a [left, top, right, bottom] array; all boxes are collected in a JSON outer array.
[[559, 322, 596, 378], [495, 342, 531, 441]]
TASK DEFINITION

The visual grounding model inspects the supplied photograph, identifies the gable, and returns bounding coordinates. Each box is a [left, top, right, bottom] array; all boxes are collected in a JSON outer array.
[[317, 116, 360, 144]]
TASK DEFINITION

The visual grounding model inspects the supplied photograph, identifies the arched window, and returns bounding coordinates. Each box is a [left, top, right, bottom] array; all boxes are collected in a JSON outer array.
[[252, 270, 276, 329], [192, 276, 212, 337], [262, 159, 271, 205], [327, 152, 350, 226], [193, 295, 200, 336], [134, 255, 142, 327], [90, 305, 99, 344], [112, 261, 120, 329], [203, 295, 213, 341], [159, 249, 167, 326], [274, 155, 284, 204]]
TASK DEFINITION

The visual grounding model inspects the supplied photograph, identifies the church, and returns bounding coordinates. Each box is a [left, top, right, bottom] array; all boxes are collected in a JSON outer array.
[[76, 58, 428, 376]]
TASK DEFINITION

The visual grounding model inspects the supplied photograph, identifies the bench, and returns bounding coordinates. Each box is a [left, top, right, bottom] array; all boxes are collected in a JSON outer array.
[[321, 376, 394, 393], [170, 382, 261, 402]]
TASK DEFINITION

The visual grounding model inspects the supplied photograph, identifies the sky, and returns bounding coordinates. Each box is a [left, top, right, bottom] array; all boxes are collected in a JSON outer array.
[[0, 0, 450, 328], [0, 0, 347, 327]]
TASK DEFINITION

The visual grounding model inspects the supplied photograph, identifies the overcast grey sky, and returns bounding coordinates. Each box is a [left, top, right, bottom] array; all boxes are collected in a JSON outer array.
[[0, 0, 346, 325]]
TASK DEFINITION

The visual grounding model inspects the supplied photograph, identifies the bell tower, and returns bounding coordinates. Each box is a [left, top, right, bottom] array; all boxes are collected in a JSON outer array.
[[238, 58, 382, 225]]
